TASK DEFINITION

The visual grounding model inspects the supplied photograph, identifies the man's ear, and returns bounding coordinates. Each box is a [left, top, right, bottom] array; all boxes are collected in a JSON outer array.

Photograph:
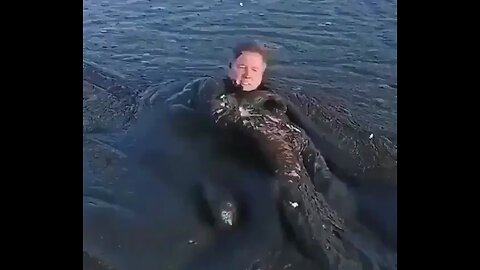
[[263, 62, 267, 71]]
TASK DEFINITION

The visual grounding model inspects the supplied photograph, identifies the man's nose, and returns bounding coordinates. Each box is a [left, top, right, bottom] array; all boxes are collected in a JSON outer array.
[[244, 68, 250, 77]]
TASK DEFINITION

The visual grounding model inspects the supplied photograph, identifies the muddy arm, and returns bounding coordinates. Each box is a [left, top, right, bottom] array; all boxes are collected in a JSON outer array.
[[166, 79, 204, 107], [165, 77, 234, 124], [275, 98, 335, 191], [284, 99, 326, 147], [300, 139, 335, 191], [167, 77, 244, 130]]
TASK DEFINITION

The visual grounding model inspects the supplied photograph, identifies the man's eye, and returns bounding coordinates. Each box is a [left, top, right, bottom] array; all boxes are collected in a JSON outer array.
[[252, 68, 258, 72]]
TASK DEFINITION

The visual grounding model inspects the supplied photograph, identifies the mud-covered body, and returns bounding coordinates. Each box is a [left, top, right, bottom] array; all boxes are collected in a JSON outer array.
[[83, 63, 397, 269], [166, 77, 358, 268]]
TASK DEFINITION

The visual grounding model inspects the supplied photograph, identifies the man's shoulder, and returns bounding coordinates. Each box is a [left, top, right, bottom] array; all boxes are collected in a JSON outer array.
[[196, 76, 227, 99], [184, 76, 224, 97], [198, 76, 225, 90], [165, 76, 225, 106]]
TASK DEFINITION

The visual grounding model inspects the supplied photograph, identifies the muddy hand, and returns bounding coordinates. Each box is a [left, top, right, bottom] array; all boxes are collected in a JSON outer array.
[[196, 181, 240, 231]]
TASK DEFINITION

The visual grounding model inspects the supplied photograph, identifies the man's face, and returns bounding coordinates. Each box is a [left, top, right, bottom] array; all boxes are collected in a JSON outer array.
[[228, 51, 266, 91]]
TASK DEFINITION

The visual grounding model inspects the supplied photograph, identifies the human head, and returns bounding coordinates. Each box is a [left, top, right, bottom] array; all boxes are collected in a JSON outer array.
[[228, 40, 267, 91]]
